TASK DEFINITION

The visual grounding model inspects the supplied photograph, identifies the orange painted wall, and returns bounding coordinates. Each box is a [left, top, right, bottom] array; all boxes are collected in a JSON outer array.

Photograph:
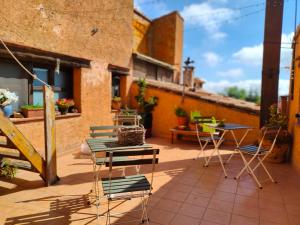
[[130, 82, 260, 143], [288, 29, 300, 171]]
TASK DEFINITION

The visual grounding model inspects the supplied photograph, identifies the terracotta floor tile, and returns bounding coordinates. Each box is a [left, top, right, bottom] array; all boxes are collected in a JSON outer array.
[[230, 214, 259, 225], [170, 214, 201, 225], [203, 208, 231, 225], [148, 208, 175, 225], [200, 220, 222, 225], [260, 209, 290, 225], [2, 138, 300, 225], [185, 193, 210, 207], [233, 203, 259, 218], [208, 199, 234, 213], [212, 191, 236, 203], [178, 203, 206, 219], [163, 190, 189, 202], [155, 199, 182, 213], [286, 203, 300, 216]]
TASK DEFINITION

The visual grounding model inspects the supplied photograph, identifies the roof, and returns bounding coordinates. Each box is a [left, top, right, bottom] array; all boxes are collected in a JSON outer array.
[[133, 8, 152, 22], [133, 52, 174, 70], [133, 78, 260, 115]]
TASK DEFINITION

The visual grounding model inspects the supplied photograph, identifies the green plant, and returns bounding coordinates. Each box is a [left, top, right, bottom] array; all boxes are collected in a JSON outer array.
[[267, 104, 288, 129], [112, 96, 121, 102], [135, 79, 158, 114], [21, 104, 43, 110], [175, 107, 187, 117], [0, 159, 17, 179]]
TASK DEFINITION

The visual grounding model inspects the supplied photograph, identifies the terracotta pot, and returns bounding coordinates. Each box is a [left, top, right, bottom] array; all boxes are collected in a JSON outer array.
[[177, 116, 188, 128], [112, 101, 122, 110], [21, 108, 44, 118], [189, 122, 196, 131], [259, 128, 290, 163]]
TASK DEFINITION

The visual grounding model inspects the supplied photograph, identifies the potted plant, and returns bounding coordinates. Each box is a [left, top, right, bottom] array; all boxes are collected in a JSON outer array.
[[112, 96, 122, 110], [56, 99, 75, 115], [175, 107, 188, 129], [262, 104, 291, 163], [21, 104, 44, 118], [135, 79, 158, 138], [0, 89, 18, 118]]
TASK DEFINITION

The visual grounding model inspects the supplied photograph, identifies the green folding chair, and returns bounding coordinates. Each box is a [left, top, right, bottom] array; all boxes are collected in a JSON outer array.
[[100, 148, 159, 225]]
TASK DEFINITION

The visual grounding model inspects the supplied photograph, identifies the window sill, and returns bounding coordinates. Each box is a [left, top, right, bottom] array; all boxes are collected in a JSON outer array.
[[11, 113, 81, 124]]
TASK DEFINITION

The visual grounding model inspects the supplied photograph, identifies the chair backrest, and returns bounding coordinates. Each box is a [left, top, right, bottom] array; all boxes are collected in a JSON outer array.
[[114, 114, 141, 126], [194, 116, 217, 134], [89, 125, 123, 138], [258, 126, 281, 153], [106, 148, 159, 194], [120, 109, 138, 115]]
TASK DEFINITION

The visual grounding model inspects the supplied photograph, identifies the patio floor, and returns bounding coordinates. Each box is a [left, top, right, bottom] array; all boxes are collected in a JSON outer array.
[[1, 137, 300, 225]]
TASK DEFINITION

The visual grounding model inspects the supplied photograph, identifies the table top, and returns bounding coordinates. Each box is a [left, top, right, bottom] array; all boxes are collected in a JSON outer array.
[[205, 123, 253, 131], [86, 138, 152, 152]]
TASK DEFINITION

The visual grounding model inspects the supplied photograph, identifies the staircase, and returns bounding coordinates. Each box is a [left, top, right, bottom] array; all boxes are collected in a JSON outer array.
[[0, 113, 46, 180]]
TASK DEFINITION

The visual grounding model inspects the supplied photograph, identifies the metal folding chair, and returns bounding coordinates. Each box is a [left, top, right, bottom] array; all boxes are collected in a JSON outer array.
[[194, 117, 224, 165], [234, 126, 281, 188], [88, 125, 122, 206], [100, 148, 159, 225]]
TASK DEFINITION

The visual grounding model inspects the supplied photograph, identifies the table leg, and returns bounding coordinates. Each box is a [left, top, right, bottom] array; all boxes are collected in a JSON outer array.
[[171, 132, 174, 144]]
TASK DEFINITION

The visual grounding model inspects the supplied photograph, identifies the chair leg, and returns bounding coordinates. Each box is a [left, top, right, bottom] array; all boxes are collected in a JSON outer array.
[[254, 157, 276, 183], [235, 152, 255, 179], [247, 163, 262, 189], [140, 194, 150, 224], [216, 149, 228, 178], [204, 148, 217, 167]]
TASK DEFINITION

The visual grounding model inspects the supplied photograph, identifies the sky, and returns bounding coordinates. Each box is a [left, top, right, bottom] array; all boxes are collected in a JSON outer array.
[[134, 0, 297, 96]]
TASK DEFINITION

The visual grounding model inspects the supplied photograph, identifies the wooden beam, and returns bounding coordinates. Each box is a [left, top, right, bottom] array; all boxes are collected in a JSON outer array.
[[43, 85, 59, 186], [260, 0, 284, 127]]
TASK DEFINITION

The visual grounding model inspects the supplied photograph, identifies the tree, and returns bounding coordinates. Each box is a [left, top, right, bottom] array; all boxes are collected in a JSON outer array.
[[222, 86, 261, 104]]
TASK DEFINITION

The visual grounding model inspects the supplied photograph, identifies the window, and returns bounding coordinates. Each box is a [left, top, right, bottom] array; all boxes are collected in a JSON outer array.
[[0, 59, 73, 109], [32, 66, 73, 105], [112, 72, 121, 98]]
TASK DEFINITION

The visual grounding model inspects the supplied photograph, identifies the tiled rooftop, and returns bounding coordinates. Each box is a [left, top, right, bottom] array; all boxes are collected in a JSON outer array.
[[1, 138, 300, 225]]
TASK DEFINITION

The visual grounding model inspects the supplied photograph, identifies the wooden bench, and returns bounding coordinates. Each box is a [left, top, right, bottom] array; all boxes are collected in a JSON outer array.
[[170, 128, 210, 144]]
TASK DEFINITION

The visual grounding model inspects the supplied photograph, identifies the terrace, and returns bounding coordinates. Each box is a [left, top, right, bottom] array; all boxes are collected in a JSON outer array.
[[1, 138, 300, 225]]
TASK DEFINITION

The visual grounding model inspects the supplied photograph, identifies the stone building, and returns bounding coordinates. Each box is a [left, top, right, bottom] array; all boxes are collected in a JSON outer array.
[[0, 0, 133, 154], [132, 9, 183, 84]]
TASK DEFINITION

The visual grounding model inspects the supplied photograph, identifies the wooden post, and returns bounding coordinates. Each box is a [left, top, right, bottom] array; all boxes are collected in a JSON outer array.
[[260, 0, 284, 127], [43, 85, 58, 185]]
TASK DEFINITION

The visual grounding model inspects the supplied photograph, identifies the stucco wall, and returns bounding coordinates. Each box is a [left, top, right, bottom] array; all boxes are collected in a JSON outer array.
[[133, 11, 151, 55], [130, 82, 260, 143], [0, 0, 133, 154], [289, 30, 300, 170]]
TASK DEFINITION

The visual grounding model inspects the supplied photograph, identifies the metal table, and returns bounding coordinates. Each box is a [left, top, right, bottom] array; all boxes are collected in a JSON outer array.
[[204, 123, 253, 178]]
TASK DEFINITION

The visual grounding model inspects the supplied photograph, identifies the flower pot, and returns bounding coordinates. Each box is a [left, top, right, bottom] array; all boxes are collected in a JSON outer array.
[[58, 106, 69, 115], [112, 101, 122, 110], [177, 116, 188, 128], [1, 104, 13, 117], [143, 113, 153, 138], [21, 108, 44, 118]]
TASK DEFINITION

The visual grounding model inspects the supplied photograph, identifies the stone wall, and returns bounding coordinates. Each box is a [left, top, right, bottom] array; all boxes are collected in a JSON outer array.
[[0, 0, 133, 155]]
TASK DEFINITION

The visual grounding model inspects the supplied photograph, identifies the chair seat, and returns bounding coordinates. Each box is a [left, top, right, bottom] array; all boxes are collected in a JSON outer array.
[[198, 135, 222, 142], [238, 145, 268, 155], [95, 156, 132, 165], [101, 174, 151, 195]]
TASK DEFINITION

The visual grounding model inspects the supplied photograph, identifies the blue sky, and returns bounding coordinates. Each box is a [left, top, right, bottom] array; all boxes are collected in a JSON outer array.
[[135, 0, 297, 95]]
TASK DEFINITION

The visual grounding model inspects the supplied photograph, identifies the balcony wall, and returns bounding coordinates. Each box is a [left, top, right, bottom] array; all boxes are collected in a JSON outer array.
[[130, 79, 260, 143]]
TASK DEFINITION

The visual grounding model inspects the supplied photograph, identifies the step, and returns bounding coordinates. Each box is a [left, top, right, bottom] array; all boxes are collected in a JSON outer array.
[[0, 148, 20, 158], [1, 157, 32, 170]]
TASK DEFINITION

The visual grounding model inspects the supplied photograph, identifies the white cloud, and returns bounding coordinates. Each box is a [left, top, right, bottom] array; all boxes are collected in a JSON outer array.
[[216, 68, 244, 78], [202, 52, 222, 67], [232, 32, 294, 67], [181, 3, 235, 40], [204, 79, 290, 96], [134, 0, 168, 18]]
